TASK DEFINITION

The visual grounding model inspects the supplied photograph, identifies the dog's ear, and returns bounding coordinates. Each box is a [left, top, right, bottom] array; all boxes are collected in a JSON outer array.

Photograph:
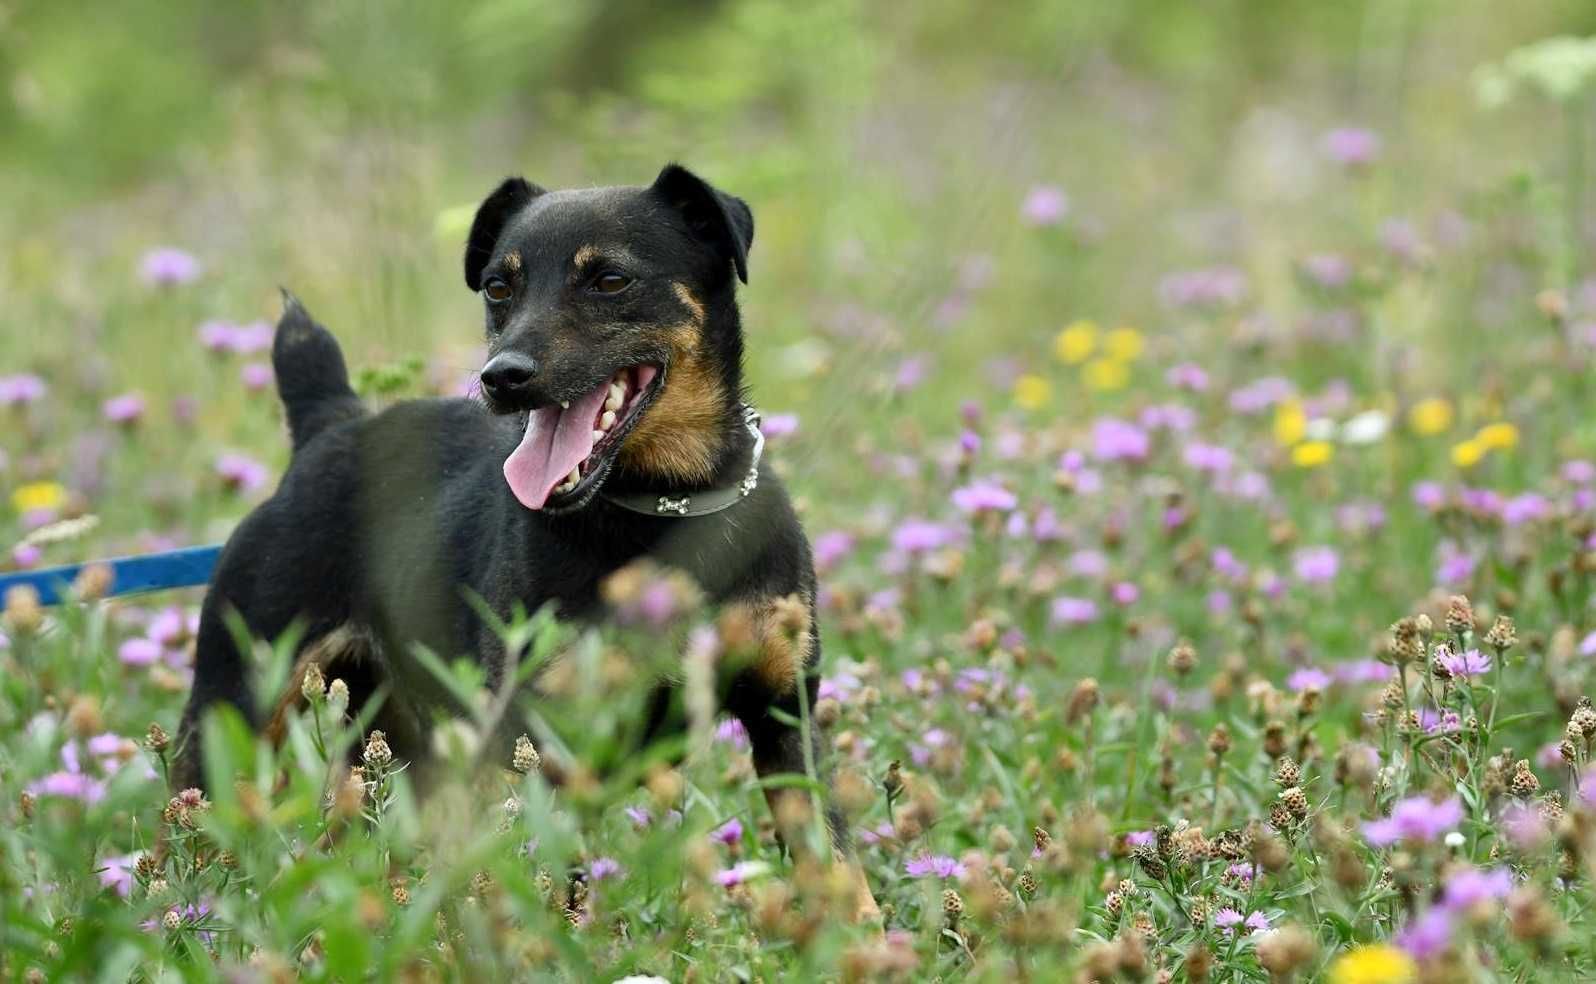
[[651, 164, 754, 284], [464, 177, 544, 291]]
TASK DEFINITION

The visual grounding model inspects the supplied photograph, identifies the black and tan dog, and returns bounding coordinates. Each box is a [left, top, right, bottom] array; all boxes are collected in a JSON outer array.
[[173, 164, 879, 921]]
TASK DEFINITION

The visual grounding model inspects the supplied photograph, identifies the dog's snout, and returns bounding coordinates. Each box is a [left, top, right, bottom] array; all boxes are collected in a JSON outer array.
[[480, 352, 539, 405]]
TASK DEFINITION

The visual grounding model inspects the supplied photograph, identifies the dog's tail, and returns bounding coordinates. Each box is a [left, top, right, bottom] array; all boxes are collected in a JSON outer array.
[[273, 290, 365, 452]]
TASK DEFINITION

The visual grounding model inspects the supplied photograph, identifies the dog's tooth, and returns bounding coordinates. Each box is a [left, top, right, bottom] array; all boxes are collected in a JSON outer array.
[[593, 429, 605, 443], [566, 466, 581, 486], [560, 400, 570, 410], [600, 410, 616, 431], [605, 389, 623, 412]]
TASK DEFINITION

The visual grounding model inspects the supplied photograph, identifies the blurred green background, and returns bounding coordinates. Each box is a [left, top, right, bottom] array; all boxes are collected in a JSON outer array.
[[3, 0, 1596, 542]]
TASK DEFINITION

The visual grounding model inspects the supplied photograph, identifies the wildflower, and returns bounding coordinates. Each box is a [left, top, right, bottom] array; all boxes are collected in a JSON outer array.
[[587, 857, 622, 881], [1287, 667, 1332, 692], [905, 854, 967, 879], [299, 662, 326, 703], [326, 679, 349, 717], [1291, 440, 1334, 467], [1159, 267, 1248, 308], [1273, 401, 1307, 445], [1054, 320, 1098, 363], [1341, 410, 1389, 445], [1450, 439, 1486, 468], [710, 818, 743, 846], [1104, 327, 1144, 361], [950, 479, 1016, 514], [1362, 794, 1464, 846], [1395, 909, 1452, 961], [145, 723, 169, 754], [1321, 127, 1382, 167], [1445, 595, 1474, 634], [1435, 647, 1490, 679], [715, 860, 770, 887], [11, 481, 66, 514], [1408, 398, 1454, 435], [1328, 943, 1415, 984], [1082, 357, 1129, 391], [3, 585, 44, 637], [1509, 760, 1540, 798], [1475, 422, 1518, 450], [1293, 546, 1339, 583], [1021, 185, 1069, 226], [101, 393, 146, 426], [1484, 615, 1517, 650], [1441, 866, 1513, 914], [139, 248, 201, 286], [1257, 926, 1318, 978], [1167, 640, 1197, 676], [941, 888, 964, 924], [1012, 374, 1050, 409], [0, 373, 48, 406], [1090, 418, 1149, 462], [1050, 596, 1099, 626]]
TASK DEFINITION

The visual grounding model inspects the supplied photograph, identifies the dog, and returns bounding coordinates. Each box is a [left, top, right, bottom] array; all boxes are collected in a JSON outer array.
[[173, 164, 880, 922]]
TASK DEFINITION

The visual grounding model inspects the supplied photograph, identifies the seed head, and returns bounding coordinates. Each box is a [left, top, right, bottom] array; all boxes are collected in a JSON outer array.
[[2, 585, 44, 637], [882, 760, 904, 798], [161, 909, 182, 932], [300, 662, 326, 703], [512, 734, 541, 774], [1255, 924, 1317, 977], [1485, 615, 1518, 651], [1263, 720, 1288, 759], [1066, 678, 1100, 723], [1280, 786, 1309, 820], [1167, 640, 1198, 677], [326, 679, 350, 717], [1445, 594, 1475, 634], [71, 563, 113, 602], [1569, 700, 1596, 741], [1510, 760, 1540, 798], [941, 888, 964, 924], [1207, 723, 1232, 757], [1273, 757, 1301, 788], [362, 730, 393, 769], [145, 722, 169, 753]]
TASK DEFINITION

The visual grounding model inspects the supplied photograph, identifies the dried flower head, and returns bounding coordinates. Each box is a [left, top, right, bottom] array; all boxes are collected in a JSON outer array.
[[363, 731, 393, 769], [1273, 757, 1301, 788], [1485, 614, 1518, 651], [513, 734, 541, 774], [1167, 639, 1198, 676], [300, 661, 326, 703], [1446, 594, 1475, 635]]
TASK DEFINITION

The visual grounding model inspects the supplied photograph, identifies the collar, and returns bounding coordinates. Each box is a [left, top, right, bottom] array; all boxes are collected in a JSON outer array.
[[600, 404, 766, 518]]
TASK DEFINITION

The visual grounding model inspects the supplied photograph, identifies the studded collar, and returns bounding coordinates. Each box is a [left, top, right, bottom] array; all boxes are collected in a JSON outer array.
[[600, 404, 765, 518]]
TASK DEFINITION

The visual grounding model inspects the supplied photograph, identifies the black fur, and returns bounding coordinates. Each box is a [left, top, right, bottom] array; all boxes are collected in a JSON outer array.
[[174, 167, 839, 855]]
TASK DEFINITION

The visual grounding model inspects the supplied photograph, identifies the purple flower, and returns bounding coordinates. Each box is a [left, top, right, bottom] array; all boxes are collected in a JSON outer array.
[[715, 717, 750, 750], [1321, 127, 1381, 166], [139, 247, 201, 286], [951, 479, 1017, 514], [1436, 647, 1491, 679], [1050, 596, 1099, 626], [904, 854, 966, 879], [102, 393, 146, 425], [1502, 802, 1549, 849], [587, 857, 622, 881], [1435, 541, 1476, 587], [216, 453, 270, 493], [1245, 911, 1271, 934], [240, 362, 274, 391], [1300, 253, 1353, 289], [1111, 581, 1139, 606], [624, 805, 652, 828], [813, 530, 854, 574], [97, 853, 139, 897], [1562, 459, 1596, 484], [1412, 481, 1446, 511], [1502, 493, 1550, 526], [1140, 404, 1196, 432], [1287, 667, 1332, 692], [1226, 863, 1256, 884], [27, 770, 106, 803], [1021, 185, 1069, 226], [1396, 908, 1452, 960], [711, 818, 743, 846], [1090, 418, 1150, 462], [0, 374, 47, 406], [715, 861, 768, 887], [1362, 795, 1464, 846], [1183, 442, 1234, 473], [1159, 266, 1248, 309], [891, 519, 959, 554], [1227, 376, 1294, 414], [1292, 546, 1339, 584], [1124, 830, 1156, 847], [894, 355, 931, 392], [1213, 908, 1244, 932], [760, 413, 799, 439], [1334, 660, 1394, 684], [1068, 550, 1108, 578], [1440, 867, 1512, 913], [1165, 363, 1210, 391]]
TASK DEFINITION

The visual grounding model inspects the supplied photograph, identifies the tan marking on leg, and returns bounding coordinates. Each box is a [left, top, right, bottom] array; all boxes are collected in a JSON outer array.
[[717, 593, 813, 696], [504, 249, 522, 273], [618, 322, 729, 485], [262, 624, 369, 747], [762, 786, 881, 924], [573, 244, 600, 268]]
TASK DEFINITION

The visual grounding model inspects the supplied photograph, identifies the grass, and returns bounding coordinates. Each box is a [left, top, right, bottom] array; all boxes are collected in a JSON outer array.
[[7, 3, 1596, 981]]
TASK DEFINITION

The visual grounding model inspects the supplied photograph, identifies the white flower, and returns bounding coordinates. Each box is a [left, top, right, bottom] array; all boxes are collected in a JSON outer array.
[[1341, 410, 1390, 445], [612, 977, 672, 984]]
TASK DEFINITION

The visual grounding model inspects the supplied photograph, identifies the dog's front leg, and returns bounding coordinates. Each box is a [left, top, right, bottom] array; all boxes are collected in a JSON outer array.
[[724, 597, 881, 925]]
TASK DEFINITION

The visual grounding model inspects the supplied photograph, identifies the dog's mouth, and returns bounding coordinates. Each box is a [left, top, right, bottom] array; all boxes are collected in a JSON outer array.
[[503, 363, 663, 511]]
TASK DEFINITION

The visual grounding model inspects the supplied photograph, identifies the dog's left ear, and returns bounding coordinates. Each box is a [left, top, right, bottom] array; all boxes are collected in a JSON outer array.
[[652, 164, 754, 284], [464, 177, 545, 291]]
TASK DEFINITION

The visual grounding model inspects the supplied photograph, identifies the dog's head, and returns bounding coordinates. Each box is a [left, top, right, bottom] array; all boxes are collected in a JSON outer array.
[[464, 164, 753, 513]]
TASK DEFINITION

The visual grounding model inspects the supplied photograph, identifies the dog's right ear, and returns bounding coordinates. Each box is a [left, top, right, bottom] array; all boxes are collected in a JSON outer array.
[[464, 177, 544, 291]]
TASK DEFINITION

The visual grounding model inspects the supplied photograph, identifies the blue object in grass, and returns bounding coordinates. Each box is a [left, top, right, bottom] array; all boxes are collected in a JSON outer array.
[[0, 545, 223, 606]]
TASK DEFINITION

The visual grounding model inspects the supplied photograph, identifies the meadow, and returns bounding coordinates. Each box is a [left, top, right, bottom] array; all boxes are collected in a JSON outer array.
[[8, 2, 1596, 980]]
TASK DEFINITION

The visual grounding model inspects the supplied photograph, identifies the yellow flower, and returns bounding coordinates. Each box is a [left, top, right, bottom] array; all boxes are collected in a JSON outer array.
[[1291, 441, 1334, 468], [1475, 422, 1518, 450], [1327, 944, 1416, 984], [1053, 320, 1098, 364], [1407, 398, 1454, 436], [11, 481, 66, 514], [1013, 374, 1051, 409], [1103, 327, 1145, 362], [1451, 439, 1486, 468], [1082, 358, 1129, 391], [1273, 401, 1307, 447]]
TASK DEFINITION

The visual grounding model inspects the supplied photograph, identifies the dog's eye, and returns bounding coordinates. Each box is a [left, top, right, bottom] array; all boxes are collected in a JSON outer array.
[[483, 278, 513, 303], [591, 272, 632, 295]]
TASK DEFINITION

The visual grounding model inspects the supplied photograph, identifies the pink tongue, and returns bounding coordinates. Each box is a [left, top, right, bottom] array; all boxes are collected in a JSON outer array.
[[503, 381, 610, 509]]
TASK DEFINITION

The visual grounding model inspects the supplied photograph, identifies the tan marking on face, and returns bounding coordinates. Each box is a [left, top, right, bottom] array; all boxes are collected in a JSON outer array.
[[617, 319, 729, 485], [573, 245, 600, 268], [718, 593, 813, 696], [504, 250, 522, 273], [671, 282, 706, 324]]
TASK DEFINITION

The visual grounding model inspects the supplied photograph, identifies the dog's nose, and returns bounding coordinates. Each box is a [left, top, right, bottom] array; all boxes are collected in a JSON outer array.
[[479, 353, 539, 405]]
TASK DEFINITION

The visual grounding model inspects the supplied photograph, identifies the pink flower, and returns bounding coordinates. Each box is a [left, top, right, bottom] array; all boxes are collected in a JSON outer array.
[[1165, 363, 1210, 391], [587, 857, 622, 881], [98, 853, 139, 897], [715, 717, 750, 751], [1090, 418, 1150, 462], [240, 362, 274, 391], [813, 531, 855, 574], [715, 861, 767, 887], [0, 374, 47, 406], [951, 479, 1017, 514], [760, 413, 799, 439], [891, 519, 960, 554], [216, 453, 270, 493], [139, 247, 201, 286], [1292, 546, 1339, 584], [1021, 185, 1069, 226], [904, 854, 966, 879], [1321, 127, 1380, 166], [1440, 867, 1512, 913], [1363, 795, 1463, 846], [1436, 647, 1490, 679], [1396, 908, 1451, 960], [1050, 596, 1099, 626], [711, 818, 743, 846], [1287, 667, 1332, 692], [102, 393, 146, 425]]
